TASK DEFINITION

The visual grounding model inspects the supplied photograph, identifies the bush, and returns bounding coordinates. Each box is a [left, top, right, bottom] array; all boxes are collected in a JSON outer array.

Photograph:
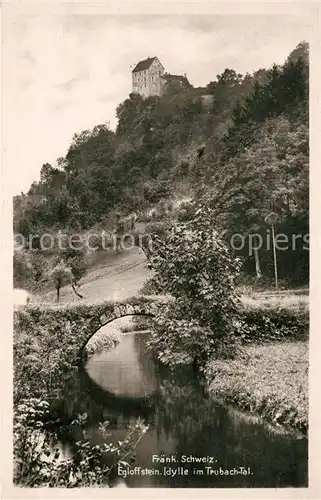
[[147, 205, 242, 368], [14, 398, 148, 487], [13, 250, 49, 290], [140, 278, 159, 295], [13, 250, 33, 288], [175, 200, 195, 222], [236, 306, 308, 343]]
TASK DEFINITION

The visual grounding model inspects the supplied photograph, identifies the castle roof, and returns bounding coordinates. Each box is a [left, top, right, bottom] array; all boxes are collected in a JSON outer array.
[[161, 73, 192, 87], [132, 57, 160, 73]]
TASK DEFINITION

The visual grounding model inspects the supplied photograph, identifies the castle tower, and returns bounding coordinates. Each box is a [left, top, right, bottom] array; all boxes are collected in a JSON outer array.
[[132, 56, 165, 98]]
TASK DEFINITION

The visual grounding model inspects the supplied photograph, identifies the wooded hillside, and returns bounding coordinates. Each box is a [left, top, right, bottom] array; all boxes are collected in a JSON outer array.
[[13, 41, 309, 287]]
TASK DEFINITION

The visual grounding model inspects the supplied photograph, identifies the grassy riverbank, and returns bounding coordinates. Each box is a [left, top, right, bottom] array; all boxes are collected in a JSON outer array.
[[206, 340, 308, 434]]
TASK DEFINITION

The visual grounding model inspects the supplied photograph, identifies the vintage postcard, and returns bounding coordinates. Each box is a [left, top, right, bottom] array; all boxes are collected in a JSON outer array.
[[1, 1, 320, 498]]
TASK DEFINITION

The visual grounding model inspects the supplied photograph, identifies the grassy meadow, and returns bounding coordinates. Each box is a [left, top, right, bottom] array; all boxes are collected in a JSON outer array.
[[207, 341, 308, 434]]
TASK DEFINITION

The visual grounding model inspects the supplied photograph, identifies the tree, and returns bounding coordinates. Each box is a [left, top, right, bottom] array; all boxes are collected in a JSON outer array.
[[60, 246, 87, 299], [48, 261, 73, 303], [13, 251, 33, 289], [147, 206, 241, 368], [205, 115, 308, 284]]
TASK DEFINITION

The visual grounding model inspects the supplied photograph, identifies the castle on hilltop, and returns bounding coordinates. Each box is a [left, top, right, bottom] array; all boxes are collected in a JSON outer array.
[[132, 56, 191, 98]]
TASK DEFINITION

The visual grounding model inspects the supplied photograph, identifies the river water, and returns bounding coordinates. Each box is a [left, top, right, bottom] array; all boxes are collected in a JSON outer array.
[[58, 327, 308, 488]]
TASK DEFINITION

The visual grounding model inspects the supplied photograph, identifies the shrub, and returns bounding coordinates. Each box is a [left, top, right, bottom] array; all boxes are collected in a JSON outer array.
[[235, 306, 308, 343], [139, 277, 159, 295], [14, 398, 148, 487], [147, 205, 242, 367]]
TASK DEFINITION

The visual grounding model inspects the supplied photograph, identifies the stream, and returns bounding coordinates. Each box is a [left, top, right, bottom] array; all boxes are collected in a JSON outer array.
[[57, 324, 308, 488]]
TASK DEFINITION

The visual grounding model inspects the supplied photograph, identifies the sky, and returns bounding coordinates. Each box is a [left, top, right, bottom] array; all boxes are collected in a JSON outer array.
[[4, 13, 311, 195]]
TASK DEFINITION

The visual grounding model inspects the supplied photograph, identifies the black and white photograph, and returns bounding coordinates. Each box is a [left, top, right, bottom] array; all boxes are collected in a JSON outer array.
[[2, 1, 317, 493]]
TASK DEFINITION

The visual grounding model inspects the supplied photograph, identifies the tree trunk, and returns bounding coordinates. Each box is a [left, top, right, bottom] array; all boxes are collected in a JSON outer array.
[[56, 286, 60, 303], [71, 283, 84, 299], [253, 248, 262, 279], [133, 232, 151, 261], [116, 235, 121, 253]]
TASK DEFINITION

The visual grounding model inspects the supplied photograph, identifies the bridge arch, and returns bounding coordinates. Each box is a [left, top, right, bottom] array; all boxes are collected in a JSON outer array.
[[79, 301, 158, 362]]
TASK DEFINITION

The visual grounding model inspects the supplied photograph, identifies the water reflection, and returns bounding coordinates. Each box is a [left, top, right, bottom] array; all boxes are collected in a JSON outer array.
[[86, 333, 156, 398], [59, 325, 308, 488]]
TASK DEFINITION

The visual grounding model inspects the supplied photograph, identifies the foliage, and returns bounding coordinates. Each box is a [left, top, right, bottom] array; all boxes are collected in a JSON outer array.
[[14, 310, 80, 404], [147, 206, 242, 367], [234, 291, 309, 343], [13, 250, 50, 291], [223, 43, 308, 159], [59, 245, 87, 298], [175, 200, 196, 222], [139, 277, 159, 295], [148, 305, 240, 367], [13, 250, 34, 288], [203, 115, 309, 285], [48, 261, 73, 302], [85, 329, 119, 357], [14, 398, 148, 487], [236, 306, 308, 343]]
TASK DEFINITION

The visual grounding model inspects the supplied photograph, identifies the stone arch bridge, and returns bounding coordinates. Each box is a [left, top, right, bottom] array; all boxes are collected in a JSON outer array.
[[15, 296, 167, 367]]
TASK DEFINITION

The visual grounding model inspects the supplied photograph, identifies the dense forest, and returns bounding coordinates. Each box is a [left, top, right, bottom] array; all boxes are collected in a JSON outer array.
[[13, 41, 309, 288]]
